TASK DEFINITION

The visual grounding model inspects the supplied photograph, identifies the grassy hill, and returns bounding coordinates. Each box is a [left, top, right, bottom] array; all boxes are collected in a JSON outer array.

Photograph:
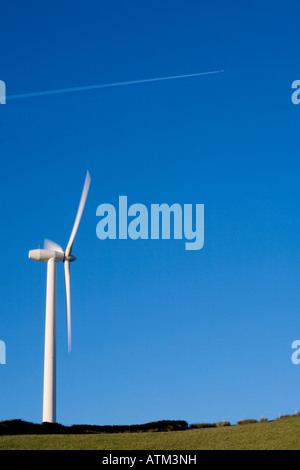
[[0, 416, 299, 450]]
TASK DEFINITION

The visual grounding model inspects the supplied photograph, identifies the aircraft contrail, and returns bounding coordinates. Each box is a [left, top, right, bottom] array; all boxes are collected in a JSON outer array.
[[7, 69, 224, 100]]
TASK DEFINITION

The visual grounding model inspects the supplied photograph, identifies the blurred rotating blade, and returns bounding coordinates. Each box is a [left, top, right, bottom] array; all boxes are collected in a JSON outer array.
[[64, 260, 72, 353], [65, 171, 91, 257], [44, 239, 63, 253]]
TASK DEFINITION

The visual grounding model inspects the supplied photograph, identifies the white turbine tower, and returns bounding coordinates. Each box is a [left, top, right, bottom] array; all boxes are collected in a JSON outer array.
[[29, 171, 91, 423]]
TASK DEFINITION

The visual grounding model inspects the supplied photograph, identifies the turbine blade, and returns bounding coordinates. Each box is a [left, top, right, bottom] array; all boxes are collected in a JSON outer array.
[[65, 171, 91, 256], [64, 260, 72, 353], [44, 239, 63, 253]]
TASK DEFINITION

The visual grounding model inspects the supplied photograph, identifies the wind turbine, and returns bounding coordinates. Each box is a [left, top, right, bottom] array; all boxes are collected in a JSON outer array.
[[29, 171, 91, 423]]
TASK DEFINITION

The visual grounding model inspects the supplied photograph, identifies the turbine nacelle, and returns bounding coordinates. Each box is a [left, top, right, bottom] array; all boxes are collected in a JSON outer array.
[[29, 249, 64, 262], [28, 249, 76, 263]]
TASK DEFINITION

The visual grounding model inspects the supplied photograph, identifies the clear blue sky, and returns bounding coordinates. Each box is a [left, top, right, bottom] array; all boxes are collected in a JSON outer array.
[[1, 0, 300, 426]]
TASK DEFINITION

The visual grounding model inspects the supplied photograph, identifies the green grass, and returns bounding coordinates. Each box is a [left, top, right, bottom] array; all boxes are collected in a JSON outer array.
[[0, 416, 300, 450]]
